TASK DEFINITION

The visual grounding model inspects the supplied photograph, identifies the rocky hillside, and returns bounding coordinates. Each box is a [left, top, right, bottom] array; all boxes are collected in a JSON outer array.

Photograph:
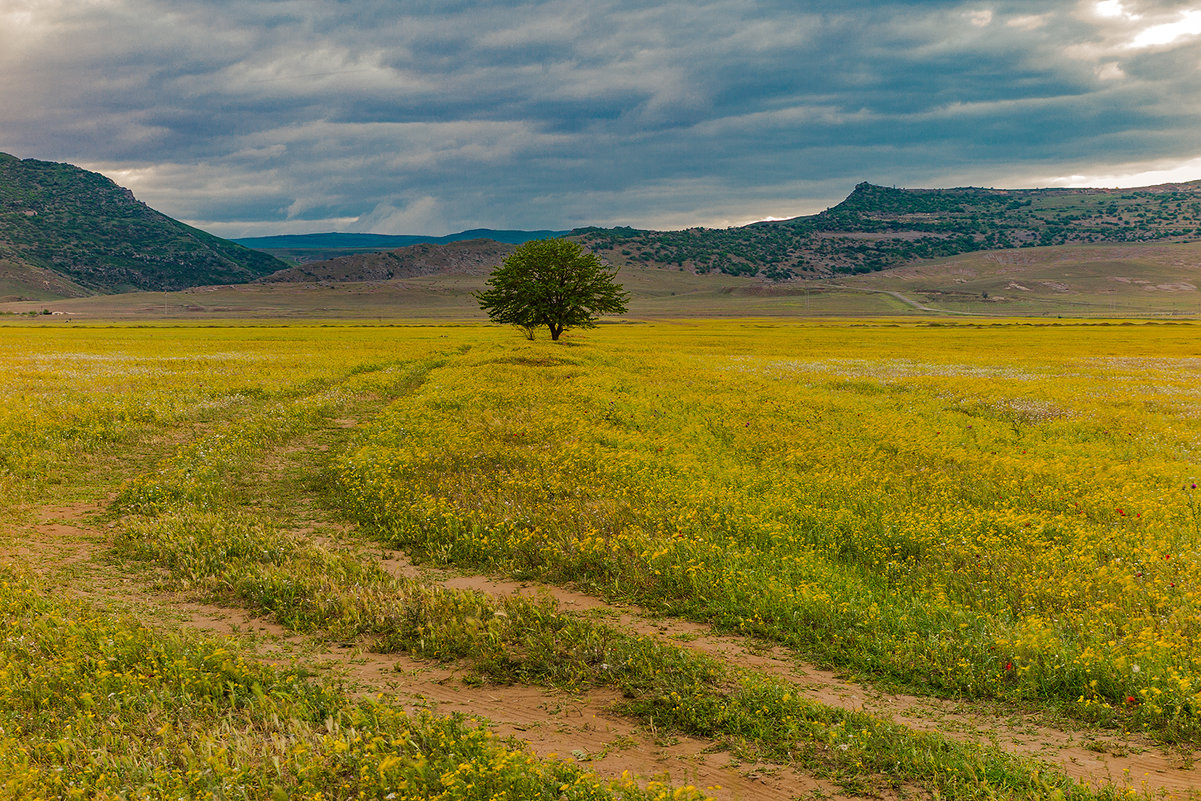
[[0, 153, 285, 294], [575, 181, 1201, 280], [260, 238, 517, 282]]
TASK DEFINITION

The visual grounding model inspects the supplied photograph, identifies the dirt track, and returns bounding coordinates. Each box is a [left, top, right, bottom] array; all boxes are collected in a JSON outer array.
[[7, 496, 1201, 799]]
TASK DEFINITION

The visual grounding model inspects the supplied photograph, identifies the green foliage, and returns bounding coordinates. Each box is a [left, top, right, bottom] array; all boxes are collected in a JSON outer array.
[[477, 239, 629, 340]]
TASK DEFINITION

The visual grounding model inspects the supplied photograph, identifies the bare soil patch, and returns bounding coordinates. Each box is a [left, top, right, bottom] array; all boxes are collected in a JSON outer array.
[[6, 500, 852, 801], [10, 497, 1200, 798], [416, 564, 1201, 796]]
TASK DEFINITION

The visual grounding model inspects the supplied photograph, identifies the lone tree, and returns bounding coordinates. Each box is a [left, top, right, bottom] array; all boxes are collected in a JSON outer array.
[[477, 238, 628, 340]]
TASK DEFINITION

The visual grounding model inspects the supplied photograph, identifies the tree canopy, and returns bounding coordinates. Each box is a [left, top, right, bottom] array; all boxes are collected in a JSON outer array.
[[476, 238, 629, 340]]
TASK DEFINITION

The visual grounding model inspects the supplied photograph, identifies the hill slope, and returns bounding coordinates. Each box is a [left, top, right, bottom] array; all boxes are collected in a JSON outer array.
[[235, 229, 567, 265], [259, 238, 517, 283], [575, 181, 1201, 280], [235, 228, 567, 250], [841, 240, 1201, 317], [0, 153, 285, 295]]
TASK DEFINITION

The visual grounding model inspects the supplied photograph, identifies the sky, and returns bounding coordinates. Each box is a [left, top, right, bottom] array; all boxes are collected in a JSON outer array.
[[3, 1, 1201, 238]]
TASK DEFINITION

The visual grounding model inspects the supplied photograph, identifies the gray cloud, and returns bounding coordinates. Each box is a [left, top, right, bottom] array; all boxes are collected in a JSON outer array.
[[3, 0, 1201, 236]]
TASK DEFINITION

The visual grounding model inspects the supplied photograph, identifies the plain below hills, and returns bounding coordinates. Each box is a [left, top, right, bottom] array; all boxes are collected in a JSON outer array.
[[0, 153, 285, 300], [837, 240, 1201, 317], [9, 239, 1201, 321]]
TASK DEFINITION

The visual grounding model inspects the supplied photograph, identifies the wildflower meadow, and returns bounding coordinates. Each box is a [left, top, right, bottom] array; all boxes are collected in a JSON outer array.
[[3, 319, 1200, 799]]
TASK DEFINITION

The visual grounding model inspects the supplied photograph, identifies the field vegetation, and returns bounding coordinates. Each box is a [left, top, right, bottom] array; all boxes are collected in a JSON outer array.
[[3, 321, 1201, 799]]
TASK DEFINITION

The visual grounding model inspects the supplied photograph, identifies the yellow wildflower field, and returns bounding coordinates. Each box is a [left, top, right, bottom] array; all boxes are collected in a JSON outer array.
[[335, 320, 1201, 737], [3, 319, 1200, 799]]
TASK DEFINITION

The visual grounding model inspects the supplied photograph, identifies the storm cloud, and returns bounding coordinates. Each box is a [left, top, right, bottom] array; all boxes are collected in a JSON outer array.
[[3, 0, 1201, 236]]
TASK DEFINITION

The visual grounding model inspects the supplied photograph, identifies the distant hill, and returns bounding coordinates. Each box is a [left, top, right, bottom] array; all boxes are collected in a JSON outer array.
[[260, 238, 517, 283], [236, 229, 567, 264], [13, 238, 1201, 320], [235, 229, 568, 249], [575, 181, 1201, 280], [0, 153, 286, 297]]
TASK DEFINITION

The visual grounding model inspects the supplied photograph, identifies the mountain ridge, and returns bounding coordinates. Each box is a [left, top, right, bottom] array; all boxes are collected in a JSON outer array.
[[234, 228, 569, 249], [0, 153, 286, 298], [573, 180, 1201, 280], [259, 238, 517, 283]]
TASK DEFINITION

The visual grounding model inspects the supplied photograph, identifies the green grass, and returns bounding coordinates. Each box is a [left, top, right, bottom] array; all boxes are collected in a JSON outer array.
[[8, 321, 1198, 799], [105, 335, 1134, 800], [331, 325, 1201, 744], [0, 566, 687, 801]]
